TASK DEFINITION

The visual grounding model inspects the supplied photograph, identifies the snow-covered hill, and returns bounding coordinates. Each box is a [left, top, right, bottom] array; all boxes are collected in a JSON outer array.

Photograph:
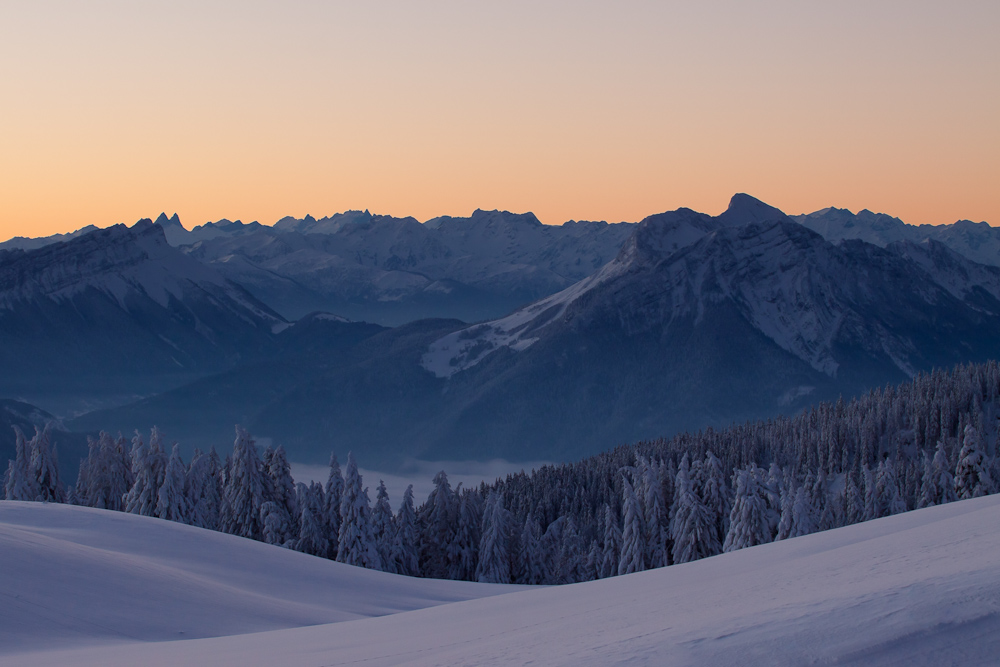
[[0, 501, 517, 657], [5, 495, 1000, 665]]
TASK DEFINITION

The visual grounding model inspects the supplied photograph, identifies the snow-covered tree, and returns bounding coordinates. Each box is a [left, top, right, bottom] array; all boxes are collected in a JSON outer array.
[[700, 451, 731, 550], [4, 426, 36, 501], [157, 443, 188, 522], [670, 459, 718, 562], [875, 459, 906, 518], [618, 477, 646, 575], [636, 457, 667, 569], [419, 470, 457, 579], [324, 454, 344, 559], [390, 484, 420, 577], [267, 445, 298, 523], [261, 500, 292, 547], [337, 453, 381, 570], [598, 504, 621, 579], [724, 467, 770, 552], [519, 512, 545, 584], [372, 480, 396, 572], [223, 426, 266, 540], [476, 490, 512, 583], [294, 483, 330, 556], [125, 431, 156, 516], [184, 448, 221, 529], [955, 424, 992, 499], [29, 425, 64, 503], [788, 486, 816, 538], [448, 488, 482, 581]]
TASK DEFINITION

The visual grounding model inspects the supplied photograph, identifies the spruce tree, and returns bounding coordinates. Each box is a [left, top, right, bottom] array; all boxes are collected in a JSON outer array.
[[372, 480, 396, 573], [337, 452, 381, 570], [390, 485, 420, 577], [419, 470, 457, 579], [519, 512, 545, 584], [4, 426, 36, 501], [599, 504, 621, 579], [618, 477, 646, 575], [324, 454, 345, 559], [223, 426, 266, 540], [476, 490, 512, 583], [157, 443, 188, 522], [670, 459, 718, 563], [955, 424, 992, 499], [723, 467, 770, 552]]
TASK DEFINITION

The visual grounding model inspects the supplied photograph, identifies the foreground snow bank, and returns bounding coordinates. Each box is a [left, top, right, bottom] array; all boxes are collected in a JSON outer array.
[[0, 501, 518, 656], [7, 496, 1000, 665]]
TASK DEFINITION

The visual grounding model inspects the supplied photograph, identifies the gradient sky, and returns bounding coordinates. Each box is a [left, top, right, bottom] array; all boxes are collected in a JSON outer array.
[[1, 1, 998, 241]]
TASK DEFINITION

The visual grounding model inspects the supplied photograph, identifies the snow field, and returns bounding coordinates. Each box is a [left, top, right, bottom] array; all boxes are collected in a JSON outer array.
[[4, 495, 1000, 665]]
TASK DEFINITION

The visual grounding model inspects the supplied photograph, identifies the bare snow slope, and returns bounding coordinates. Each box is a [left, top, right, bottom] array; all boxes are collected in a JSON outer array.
[[7, 496, 1000, 665], [0, 502, 518, 657]]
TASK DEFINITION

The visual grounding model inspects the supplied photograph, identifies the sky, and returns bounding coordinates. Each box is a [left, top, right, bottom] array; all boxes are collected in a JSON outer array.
[[1, 1, 998, 241]]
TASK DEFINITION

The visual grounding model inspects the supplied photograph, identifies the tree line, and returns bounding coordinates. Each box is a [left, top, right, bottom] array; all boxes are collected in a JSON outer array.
[[5, 360, 1000, 584]]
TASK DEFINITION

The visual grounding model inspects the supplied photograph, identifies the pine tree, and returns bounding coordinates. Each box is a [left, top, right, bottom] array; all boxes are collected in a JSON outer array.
[[700, 451, 731, 551], [789, 486, 816, 538], [125, 431, 157, 516], [337, 453, 381, 570], [4, 426, 36, 501], [324, 454, 344, 559], [223, 426, 266, 540], [776, 484, 794, 540], [267, 445, 298, 524], [875, 459, 906, 517], [390, 485, 420, 577], [598, 504, 621, 579], [476, 490, 512, 583], [723, 467, 770, 552], [618, 477, 646, 575], [372, 480, 396, 573], [862, 465, 877, 521], [29, 425, 64, 503], [419, 470, 457, 579], [637, 457, 667, 569], [185, 448, 221, 530], [955, 424, 992, 499], [294, 483, 330, 556], [261, 500, 292, 547], [449, 488, 482, 581], [670, 459, 718, 563], [157, 443, 188, 522], [519, 512, 545, 584]]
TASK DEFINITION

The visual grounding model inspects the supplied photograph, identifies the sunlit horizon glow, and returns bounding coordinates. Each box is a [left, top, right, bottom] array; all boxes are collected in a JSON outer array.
[[1, 1, 998, 242]]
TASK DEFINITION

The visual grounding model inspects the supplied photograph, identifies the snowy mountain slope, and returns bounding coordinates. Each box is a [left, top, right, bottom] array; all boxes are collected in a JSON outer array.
[[181, 209, 634, 324], [0, 221, 285, 415], [795, 206, 1000, 267], [0, 501, 519, 657], [8, 495, 1000, 666], [72, 196, 1000, 467], [424, 195, 1000, 382], [0, 225, 101, 252]]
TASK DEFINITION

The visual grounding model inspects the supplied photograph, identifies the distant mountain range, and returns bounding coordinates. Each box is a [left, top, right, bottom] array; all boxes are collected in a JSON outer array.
[[0, 221, 285, 416], [6, 194, 987, 470]]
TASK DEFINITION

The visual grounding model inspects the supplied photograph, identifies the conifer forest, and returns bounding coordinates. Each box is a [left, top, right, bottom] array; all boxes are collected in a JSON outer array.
[[6, 360, 1000, 586]]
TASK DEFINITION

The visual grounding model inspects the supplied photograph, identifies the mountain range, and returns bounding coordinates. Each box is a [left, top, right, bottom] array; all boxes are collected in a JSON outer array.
[[2, 194, 981, 469]]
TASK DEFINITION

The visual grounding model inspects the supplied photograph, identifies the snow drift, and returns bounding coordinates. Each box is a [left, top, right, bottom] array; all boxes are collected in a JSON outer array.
[[5, 495, 1000, 665]]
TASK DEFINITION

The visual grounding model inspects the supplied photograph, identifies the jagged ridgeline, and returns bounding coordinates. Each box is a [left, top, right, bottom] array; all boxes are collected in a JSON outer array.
[[5, 360, 999, 584]]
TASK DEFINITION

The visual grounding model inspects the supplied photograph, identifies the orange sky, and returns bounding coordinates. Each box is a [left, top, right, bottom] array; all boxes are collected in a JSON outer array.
[[1, 1, 998, 241]]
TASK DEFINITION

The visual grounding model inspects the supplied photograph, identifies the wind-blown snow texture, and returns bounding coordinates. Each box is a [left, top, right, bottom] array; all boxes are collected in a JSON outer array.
[[4, 496, 999, 665], [0, 501, 516, 656]]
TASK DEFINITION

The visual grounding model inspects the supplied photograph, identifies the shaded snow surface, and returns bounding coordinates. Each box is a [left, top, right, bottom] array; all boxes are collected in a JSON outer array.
[[5, 497, 1000, 665]]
